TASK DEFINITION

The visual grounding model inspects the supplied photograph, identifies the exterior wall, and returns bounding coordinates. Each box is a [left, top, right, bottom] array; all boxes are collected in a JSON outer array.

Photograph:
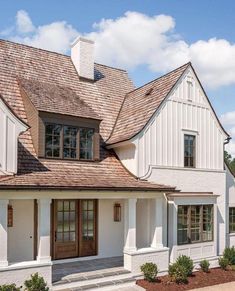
[[226, 167, 235, 247], [136, 199, 150, 248], [0, 98, 27, 174], [8, 200, 34, 263], [0, 263, 51, 287], [115, 144, 137, 176], [98, 199, 124, 258]]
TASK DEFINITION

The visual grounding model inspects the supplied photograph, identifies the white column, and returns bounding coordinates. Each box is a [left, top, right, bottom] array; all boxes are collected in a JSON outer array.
[[0, 200, 8, 267], [151, 196, 164, 249], [37, 199, 52, 263], [124, 198, 137, 252]]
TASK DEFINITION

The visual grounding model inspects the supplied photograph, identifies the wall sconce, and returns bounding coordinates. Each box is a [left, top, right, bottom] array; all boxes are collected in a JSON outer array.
[[8, 205, 13, 227], [114, 203, 121, 222]]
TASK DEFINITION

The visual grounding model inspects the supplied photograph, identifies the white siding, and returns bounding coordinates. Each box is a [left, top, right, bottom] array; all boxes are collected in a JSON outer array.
[[0, 98, 28, 174], [115, 68, 227, 178]]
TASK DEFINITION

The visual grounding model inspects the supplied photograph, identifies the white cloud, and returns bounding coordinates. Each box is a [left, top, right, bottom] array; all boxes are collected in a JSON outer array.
[[16, 10, 35, 33], [1, 10, 235, 88], [220, 111, 235, 126]]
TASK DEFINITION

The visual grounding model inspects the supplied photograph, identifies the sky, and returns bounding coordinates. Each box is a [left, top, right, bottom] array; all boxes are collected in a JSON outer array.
[[0, 0, 235, 156]]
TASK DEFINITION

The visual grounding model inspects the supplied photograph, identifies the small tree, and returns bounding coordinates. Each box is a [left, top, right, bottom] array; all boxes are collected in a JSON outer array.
[[175, 255, 194, 276], [24, 273, 49, 291], [0, 285, 21, 291], [200, 260, 210, 272]]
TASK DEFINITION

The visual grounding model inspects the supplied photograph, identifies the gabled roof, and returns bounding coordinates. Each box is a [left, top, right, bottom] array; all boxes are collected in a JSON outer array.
[[107, 63, 190, 145], [19, 78, 101, 120]]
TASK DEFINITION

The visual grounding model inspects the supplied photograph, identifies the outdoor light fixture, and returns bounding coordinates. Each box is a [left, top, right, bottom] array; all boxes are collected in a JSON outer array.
[[114, 203, 121, 222], [8, 205, 13, 227]]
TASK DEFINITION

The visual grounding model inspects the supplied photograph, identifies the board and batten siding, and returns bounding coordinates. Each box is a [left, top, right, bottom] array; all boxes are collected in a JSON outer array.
[[0, 97, 28, 175], [114, 68, 227, 178]]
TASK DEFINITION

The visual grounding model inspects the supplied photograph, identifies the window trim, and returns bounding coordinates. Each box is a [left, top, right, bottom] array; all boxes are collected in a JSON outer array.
[[177, 204, 214, 245], [229, 207, 235, 233], [45, 122, 95, 161], [184, 134, 196, 168]]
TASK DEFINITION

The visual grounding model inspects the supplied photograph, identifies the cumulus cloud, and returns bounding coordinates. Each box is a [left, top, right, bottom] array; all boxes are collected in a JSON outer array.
[[16, 10, 35, 33], [2, 10, 235, 88]]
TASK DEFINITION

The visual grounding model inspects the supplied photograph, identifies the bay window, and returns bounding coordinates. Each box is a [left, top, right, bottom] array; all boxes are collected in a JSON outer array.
[[177, 205, 213, 245]]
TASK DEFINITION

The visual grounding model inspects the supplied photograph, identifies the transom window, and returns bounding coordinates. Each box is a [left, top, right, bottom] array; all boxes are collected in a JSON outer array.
[[184, 134, 196, 168], [177, 205, 213, 245], [45, 123, 94, 160], [229, 207, 235, 233]]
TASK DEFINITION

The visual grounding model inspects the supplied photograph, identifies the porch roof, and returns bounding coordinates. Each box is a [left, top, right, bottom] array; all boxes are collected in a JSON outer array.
[[0, 156, 175, 192], [167, 192, 219, 198]]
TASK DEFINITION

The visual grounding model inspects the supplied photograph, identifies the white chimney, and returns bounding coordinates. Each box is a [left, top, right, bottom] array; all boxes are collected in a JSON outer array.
[[71, 37, 94, 80]]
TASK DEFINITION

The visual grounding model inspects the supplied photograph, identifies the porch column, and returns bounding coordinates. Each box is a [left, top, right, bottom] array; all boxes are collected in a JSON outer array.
[[37, 199, 51, 263], [151, 196, 164, 248], [0, 200, 8, 267], [124, 198, 137, 252]]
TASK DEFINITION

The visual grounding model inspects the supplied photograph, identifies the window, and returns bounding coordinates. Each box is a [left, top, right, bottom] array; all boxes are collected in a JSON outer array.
[[184, 134, 196, 168], [45, 124, 62, 158], [45, 123, 94, 160], [80, 128, 94, 160], [229, 207, 235, 233], [63, 126, 78, 159], [177, 205, 213, 245]]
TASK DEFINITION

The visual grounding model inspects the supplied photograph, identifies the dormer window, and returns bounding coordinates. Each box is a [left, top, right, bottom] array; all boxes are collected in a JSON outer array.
[[45, 123, 94, 160]]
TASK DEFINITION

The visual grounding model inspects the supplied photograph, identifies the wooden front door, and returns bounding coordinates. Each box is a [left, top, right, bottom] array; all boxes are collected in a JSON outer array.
[[52, 199, 97, 260], [53, 200, 78, 259]]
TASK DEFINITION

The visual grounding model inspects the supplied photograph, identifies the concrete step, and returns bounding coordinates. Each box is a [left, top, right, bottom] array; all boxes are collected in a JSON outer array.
[[52, 268, 136, 290]]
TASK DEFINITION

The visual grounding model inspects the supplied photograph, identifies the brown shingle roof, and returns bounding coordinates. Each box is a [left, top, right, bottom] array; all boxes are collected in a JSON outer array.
[[18, 78, 101, 120], [0, 39, 175, 191], [107, 63, 190, 145]]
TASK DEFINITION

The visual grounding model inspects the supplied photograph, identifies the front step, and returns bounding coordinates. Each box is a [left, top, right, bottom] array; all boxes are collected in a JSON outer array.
[[52, 267, 136, 290]]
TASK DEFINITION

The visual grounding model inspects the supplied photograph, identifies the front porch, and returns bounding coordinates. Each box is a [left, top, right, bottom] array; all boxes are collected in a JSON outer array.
[[0, 191, 169, 286]]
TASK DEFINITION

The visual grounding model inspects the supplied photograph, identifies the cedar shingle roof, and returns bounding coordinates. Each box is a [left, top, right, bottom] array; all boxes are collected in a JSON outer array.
[[0, 39, 175, 191], [107, 63, 190, 145], [18, 78, 101, 120]]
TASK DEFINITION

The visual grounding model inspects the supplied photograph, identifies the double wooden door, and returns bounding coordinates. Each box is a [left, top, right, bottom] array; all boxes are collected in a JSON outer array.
[[52, 199, 97, 260]]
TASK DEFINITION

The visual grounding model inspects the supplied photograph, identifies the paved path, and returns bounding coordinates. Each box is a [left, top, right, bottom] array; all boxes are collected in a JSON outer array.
[[192, 281, 235, 290]]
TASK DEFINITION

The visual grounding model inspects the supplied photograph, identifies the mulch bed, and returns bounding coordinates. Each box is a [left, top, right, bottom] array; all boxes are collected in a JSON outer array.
[[137, 268, 235, 290]]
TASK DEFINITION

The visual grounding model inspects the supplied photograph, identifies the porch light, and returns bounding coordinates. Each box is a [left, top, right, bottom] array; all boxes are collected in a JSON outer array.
[[114, 203, 121, 222], [8, 205, 13, 227]]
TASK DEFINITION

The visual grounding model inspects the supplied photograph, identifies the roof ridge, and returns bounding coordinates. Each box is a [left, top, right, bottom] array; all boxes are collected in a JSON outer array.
[[126, 62, 191, 95], [0, 39, 130, 73]]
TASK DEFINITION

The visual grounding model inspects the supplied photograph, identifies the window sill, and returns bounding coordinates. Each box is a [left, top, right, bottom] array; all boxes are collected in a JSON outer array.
[[177, 240, 214, 246]]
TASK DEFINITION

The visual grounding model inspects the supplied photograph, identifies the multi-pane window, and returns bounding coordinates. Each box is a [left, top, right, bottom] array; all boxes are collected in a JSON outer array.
[[177, 205, 213, 245], [63, 126, 78, 159], [80, 128, 94, 160], [56, 200, 76, 242], [82, 200, 95, 241], [184, 134, 196, 168], [229, 208, 235, 233], [45, 123, 94, 160], [45, 124, 62, 158]]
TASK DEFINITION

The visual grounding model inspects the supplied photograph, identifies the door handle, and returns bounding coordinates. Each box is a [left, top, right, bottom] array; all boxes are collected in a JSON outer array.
[[55, 231, 57, 242]]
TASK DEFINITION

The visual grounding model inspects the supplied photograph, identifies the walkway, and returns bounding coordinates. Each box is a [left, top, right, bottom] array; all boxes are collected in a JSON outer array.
[[192, 281, 235, 291]]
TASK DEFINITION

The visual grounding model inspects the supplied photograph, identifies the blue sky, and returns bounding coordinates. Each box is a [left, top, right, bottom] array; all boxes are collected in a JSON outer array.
[[1, 0, 235, 154]]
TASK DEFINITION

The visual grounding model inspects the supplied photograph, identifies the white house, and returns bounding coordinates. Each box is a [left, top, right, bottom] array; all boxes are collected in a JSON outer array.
[[0, 37, 234, 289]]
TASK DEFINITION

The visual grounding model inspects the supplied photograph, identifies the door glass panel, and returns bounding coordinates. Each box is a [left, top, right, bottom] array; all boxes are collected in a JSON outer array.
[[88, 211, 93, 220], [88, 201, 94, 210], [56, 200, 77, 243], [82, 200, 95, 241]]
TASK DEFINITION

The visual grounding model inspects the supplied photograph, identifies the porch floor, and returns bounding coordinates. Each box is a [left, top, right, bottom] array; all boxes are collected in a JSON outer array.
[[52, 256, 124, 283]]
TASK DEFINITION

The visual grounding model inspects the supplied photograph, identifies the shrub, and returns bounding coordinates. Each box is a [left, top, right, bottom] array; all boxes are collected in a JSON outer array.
[[0, 285, 20, 291], [168, 263, 188, 284], [140, 262, 158, 282], [24, 273, 49, 291], [200, 259, 210, 272], [219, 257, 229, 270], [223, 247, 235, 265], [176, 255, 194, 276]]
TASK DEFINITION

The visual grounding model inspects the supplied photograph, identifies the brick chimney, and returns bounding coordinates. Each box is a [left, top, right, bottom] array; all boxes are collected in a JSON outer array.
[[71, 37, 94, 80]]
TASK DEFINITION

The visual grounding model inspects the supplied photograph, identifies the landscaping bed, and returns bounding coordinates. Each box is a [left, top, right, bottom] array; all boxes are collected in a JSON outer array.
[[137, 267, 235, 291]]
